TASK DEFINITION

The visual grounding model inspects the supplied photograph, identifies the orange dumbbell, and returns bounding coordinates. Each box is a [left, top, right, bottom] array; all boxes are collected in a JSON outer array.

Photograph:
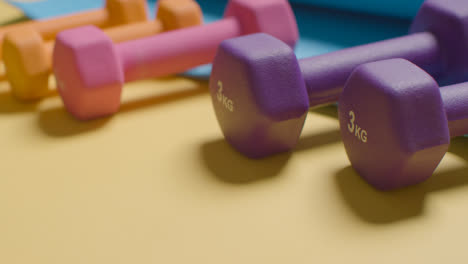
[[0, 0, 149, 62], [3, 0, 202, 100]]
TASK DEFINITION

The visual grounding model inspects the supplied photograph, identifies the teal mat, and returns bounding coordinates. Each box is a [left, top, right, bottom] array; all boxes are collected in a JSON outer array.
[[293, 0, 424, 18], [6, 0, 423, 19]]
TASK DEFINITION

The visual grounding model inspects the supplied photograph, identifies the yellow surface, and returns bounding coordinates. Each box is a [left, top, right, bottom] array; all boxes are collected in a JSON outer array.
[[1, 76, 468, 264], [0, 1, 24, 25], [2, 4, 468, 264]]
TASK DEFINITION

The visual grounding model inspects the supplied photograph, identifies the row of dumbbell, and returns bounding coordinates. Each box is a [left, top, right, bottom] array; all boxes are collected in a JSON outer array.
[[208, 0, 468, 191], [1, 0, 467, 191], [0, 0, 297, 118]]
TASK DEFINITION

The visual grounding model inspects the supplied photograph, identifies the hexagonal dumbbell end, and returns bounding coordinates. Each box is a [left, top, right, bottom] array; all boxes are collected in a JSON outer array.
[[3, 28, 51, 100], [106, 0, 148, 26], [410, 0, 468, 83], [53, 26, 124, 120], [338, 59, 451, 190], [210, 33, 309, 158], [157, 0, 203, 30], [224, 0, 298, 48]]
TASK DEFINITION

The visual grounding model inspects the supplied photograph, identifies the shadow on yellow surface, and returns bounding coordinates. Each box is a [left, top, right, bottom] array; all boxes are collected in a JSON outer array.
[[448, 137, 468, 160], [311, 104, 339, 119], [335, 167, 426, 224], [119, 82, 207, 113], [0, 16, 28, 26], [37, 79, 208, 137], [295, 129, 342, 151], [200, 139, 291, 184], [0, 78, 58, 113], [335, 138, 468, 224], [38, 107, 110, 137], [201, 127, 343, 184], [0, 90, 38, 113]]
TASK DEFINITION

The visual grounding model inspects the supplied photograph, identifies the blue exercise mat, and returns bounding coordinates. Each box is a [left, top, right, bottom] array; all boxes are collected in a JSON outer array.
[[291, 0, 424, 18], [6, 0, 424, 19], [185, 0, 411, 79], [5, 0, 411, 79], [5, 0, 158, 19]]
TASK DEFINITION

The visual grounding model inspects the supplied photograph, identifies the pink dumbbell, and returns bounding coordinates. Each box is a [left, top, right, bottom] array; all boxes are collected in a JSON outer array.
[[53, 0, 298, 120]]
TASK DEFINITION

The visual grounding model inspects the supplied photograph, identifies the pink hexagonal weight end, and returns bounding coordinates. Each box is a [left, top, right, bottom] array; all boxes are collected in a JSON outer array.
[[53, 26, 124, 120], [224, 0, 299, 48]]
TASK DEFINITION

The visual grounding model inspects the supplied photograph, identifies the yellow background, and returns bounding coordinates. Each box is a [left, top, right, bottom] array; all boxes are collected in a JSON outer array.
[[2, 2, 468, 263]]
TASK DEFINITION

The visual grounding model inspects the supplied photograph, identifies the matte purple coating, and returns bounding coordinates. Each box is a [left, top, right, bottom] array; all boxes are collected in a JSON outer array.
[[209, 34, 308, 158], [301, 32, 442, 107], [210, 0, 468, 159], [441, 82, 468, 137], [338, 59, 468, 190], [410, 0, 468, 84], [210, 32, 441, 158]]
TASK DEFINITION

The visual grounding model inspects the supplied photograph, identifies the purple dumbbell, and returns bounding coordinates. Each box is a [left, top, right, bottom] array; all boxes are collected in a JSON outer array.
[[209, 0, 468, 158], [338, 58, 468, 190]]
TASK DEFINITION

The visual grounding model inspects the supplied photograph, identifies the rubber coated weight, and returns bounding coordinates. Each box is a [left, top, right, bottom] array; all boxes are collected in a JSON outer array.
[[0, 0, 148, 61], [209, 0, 468, 158], [2, 0, 202, 101], [53, 0, 298, 120], [339, 59, 468, 190]]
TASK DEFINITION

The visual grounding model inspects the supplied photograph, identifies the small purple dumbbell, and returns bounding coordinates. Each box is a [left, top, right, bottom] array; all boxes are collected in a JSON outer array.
[[209, 0, 468, 158], [339, 58, 468, 190]]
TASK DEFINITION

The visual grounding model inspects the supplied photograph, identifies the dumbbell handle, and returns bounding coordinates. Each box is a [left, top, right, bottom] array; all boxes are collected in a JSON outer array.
[[105, 20, 164, 43], [44, 20, 165, 59], [0, 9, 111, 46], [116, 17, 242, 82], [11, 20, 165, 86], [300, 32, 444, 107], [0, 7, 134, 61], [441, 82, 468, 137]]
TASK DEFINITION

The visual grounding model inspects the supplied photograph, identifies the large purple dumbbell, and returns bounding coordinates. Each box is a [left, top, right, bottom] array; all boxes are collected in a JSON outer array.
[[339, 59, 468, 190], [209, 0, 468, 158]]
